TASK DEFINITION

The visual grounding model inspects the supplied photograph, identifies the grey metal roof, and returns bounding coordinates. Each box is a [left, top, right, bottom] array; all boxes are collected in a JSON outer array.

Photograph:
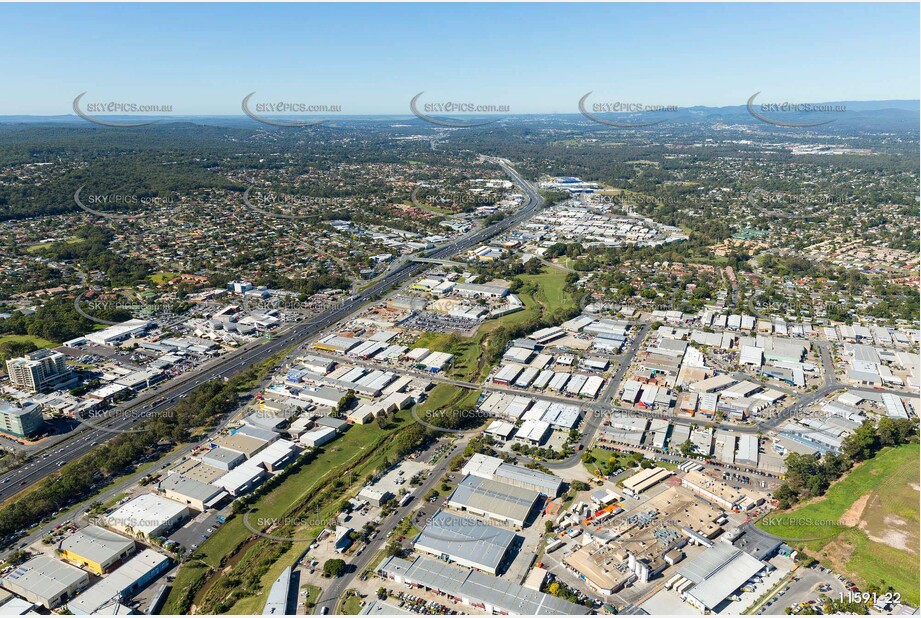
[[262, 566, 292, 615], [1, 554, 88, 598], [159, 473, 226, 503], [59, 525, 134, 565], [315, 416, 348, 430], [203, 447, 245, 465], [413, 510, 514, 571], [679, 542, 765, 610], [447, 475, 541, 524], [495, 463, 563, 496], [234, 424, 278, 443], [377, 555, 589, 615], [465, 570, 588, 615]]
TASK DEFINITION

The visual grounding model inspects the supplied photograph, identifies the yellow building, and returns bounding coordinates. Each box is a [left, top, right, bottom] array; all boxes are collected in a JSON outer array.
[[58, 525, 135, 575]]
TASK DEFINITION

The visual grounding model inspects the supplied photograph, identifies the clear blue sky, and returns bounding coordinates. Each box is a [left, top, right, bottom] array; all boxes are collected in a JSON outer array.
[[2, 3, 918, 115]]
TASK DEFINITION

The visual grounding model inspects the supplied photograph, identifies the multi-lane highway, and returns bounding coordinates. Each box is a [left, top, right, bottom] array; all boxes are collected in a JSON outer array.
[[0, 158, 544, 506]]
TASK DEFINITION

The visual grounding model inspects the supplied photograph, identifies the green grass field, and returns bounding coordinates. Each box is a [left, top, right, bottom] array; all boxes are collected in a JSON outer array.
[[0, 334, 57, 349], [519, 269, 576, 312], [149, 271, 181, 284], [340, 590, 364, 615], [25, 237, 84, 253], [301, 584, 322, 610], [757, 444, 919, 604]]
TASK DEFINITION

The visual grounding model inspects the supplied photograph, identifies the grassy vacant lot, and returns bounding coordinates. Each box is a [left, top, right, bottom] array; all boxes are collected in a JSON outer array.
[[340, 590, 364, 614], [0, 334, 57, 349], [757, 444, 919, 604], [25, 237, 84, 253], [301, 584, 322, 610], [149, 271, 181, 284], [164, 408, 424, 615]]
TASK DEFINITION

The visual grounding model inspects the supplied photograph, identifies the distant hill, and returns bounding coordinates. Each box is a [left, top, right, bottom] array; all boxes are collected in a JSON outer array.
[[0, 99, 917, 131]]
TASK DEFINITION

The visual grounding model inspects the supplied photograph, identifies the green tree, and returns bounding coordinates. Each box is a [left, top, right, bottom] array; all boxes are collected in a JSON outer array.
[[323, 558, 347, 578]]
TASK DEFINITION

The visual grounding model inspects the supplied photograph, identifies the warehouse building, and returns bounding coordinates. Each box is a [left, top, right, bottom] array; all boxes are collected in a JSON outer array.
[[621, 379, 642, 404], [677, 392, 698, 415], [0, 555, 89, 609], [678, 542, 766, 612], [313, 335, 362, 353], [201, 446, 247, 471], [689, 374, 736, 394], [214, 431, 270, 459], [358, 486, 394, 507], [84, 319, 153, 347], [478, 393, 529, 420], [622, 467, 672, 496], [528, 326, 566, 345], [106, 494, 189, 539], [67, 549, 171, 615], [114, 369, 165, 391], [158, 474, 228, 511], [240, 410, 289, 433], [547, 372, 570, 392], [245, 439, 301, 472], [377, 555, 588, 615], [454, 283, 510, 298], [0, 592, 33, 614], [413, 511, 517, 574], [525, 400, 581, 429], [600, 416, 648, 447], [515, 419, 551, 445], [484, 419, 515, 441], [234, 423, 281, 444], [493, 363, 523, 386], [736, 435, 760, 467], [882, 394, 909, 419], [421, 351, 453, 372], [462, 454, 563, 497], [262, 566, 294, 615], [681, 470, 753, 511], [739, 335, 807, 364], [448, 475, 542, 527], [504, 346, 535, 364], [58, 525, 135, 575], [212, 463, 266, 497]]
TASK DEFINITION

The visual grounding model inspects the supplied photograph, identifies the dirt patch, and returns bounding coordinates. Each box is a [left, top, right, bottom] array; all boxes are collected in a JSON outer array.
[[839, 493, 870, 527], [859, 512, 915, 553], [863, 527, 912, 552], [820, 536, 857, 575]]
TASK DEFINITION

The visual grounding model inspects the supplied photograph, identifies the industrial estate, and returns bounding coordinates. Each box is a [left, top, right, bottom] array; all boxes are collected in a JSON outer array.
[[0, 4, 918, 617]]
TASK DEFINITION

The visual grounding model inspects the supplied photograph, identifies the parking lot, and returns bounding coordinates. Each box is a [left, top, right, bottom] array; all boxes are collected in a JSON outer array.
[[402, 311, 481, 335], [758, 565, 849, 615], [168, 504, 232, 555]]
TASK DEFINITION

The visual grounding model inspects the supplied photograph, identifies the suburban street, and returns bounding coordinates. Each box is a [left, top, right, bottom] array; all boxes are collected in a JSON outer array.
[[312, 438, 470, 615]]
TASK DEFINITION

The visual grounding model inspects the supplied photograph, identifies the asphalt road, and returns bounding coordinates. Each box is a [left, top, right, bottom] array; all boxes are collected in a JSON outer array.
[[543, 322, 652, 470], [313, 439, 469, 615]]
